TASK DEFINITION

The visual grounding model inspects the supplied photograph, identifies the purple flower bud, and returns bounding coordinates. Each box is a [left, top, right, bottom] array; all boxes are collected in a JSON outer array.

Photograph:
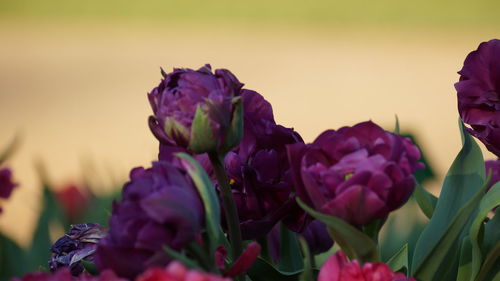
[[287, 121, 424, 226], [455, 39, 500, 157], [49, 223, 107, 276], [94, 161, 204, 279], [223, 91, 306, 239], [148, 64, 245, 154], [485, 159, 500, 191], [299, 220, 333, 255], [0, 167, 17, 199]]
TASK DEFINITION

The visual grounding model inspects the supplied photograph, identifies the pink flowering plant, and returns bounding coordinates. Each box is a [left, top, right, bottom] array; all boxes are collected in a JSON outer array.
[[1, 40, 500, 281]]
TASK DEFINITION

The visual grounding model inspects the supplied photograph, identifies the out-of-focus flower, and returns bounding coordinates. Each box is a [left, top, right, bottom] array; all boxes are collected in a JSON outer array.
[[0, 166, 17, 200], [287, 121, 424, 226], [485, 159, 500, 190], [455, 39, 500, 157], [148, 64, 244, 154], [318, 251, 414, 281], [49, 223, 106, 276], [136, 262, 231, 281], [94, 161, 204, 279], [299, 220, 333, 255], [267, 220, 333, 263], [13, 268, 126, 281], [224, 242, 261, 278], [55, 184, 91, 223], [223, 90, 305, 239]]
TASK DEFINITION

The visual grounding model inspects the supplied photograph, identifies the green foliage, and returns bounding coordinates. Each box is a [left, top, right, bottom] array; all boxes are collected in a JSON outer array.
[[189, 106, 217, 154], [413, 183, 438, 219], [297, 198, 379, 263], [386, 244, 409, 274], [411, 123, 486, 281], [278, 224, 303, 272]]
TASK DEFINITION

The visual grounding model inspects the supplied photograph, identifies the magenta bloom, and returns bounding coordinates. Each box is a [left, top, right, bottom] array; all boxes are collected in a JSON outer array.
[[223, 90, 305, 238], [456, 39, 500, 157], [94, 162, 204, 279], [0, 167, 17, 199], [148, 64, 244, 154], [287, 121, 424, 226], [318, 252, 414, 281], [49, 223, 107, 276], [137, 262, 231, 281]]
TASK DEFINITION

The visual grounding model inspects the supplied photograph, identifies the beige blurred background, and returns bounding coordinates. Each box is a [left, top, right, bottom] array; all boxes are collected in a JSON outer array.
[[0, 0, 499, 246]]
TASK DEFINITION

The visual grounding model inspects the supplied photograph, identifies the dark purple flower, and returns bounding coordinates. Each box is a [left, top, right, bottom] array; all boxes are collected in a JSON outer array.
[[148, 64, 244, 154], [0, 167, 17, 199], [299, 220, 333, 255], [287, 121, 424, 226], [13, 268, 127, 281], [222, 90, 305, 239], [94, 161, 204, 279], [485, 159, 500, 191], [49, 223, 106, 276], [456, 39, 500, 157]]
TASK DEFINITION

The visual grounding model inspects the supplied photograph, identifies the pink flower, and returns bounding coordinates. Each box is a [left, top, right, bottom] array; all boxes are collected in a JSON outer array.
[[318, 252, 414, 281], [136, 262, 231, 281], [12, 268, 126, 281]]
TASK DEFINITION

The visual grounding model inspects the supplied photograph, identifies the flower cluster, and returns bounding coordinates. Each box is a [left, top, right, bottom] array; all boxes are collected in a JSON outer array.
[[11, 38, 500, 281]]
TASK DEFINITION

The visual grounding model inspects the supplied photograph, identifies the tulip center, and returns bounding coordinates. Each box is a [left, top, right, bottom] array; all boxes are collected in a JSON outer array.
[[344, 173, 353, 180]]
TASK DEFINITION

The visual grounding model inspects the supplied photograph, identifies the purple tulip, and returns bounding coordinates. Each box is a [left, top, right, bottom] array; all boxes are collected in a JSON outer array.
[[0, 167, 17, 214], [287, 121, 424, 226], [0, 167, 17, 199], [148, 64, 244, 154], [49, 223, 107, 276], [455, 39, 500, 157], [94, 161, 204, 279], [222, 90, 305, 239]]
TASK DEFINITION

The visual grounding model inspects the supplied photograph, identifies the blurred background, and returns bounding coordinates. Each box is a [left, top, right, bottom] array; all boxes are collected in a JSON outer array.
[[0, 0, 499, 253]]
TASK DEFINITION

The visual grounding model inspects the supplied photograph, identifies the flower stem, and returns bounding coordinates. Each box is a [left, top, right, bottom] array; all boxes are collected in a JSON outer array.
[[208, 152, 243, 261]]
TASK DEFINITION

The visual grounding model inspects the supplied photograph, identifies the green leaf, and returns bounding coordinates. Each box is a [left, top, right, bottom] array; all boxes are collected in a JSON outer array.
[[279, 223, 304, 272], [297, 198, 379, 262], [189, 105, 217, 153], [469, 182, 500, 279], [394, 115, 400, 134], [413, 183, 438, 219], [0, 233, 27, 280], [299, 237, 314, 281], [483, 208, 500, 257], [0, 134, 20, 164], [176, 153, 228, 254], [81, 260, 99, 276], [386, 243, 409, 274], [164, 117, 190, 146], [411, 122, 485, 278], [457, 236, 472, 281], [247, 258, 303, 281], [412, 181, 487, 281], [221, 96, 244, 154], [474, 242, 500, 281]]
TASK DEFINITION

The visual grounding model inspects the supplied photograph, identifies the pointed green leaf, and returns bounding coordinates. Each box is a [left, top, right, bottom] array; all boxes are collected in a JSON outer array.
[[81, 260, 99, 276], [279, 223, 304, 272], [413, 183, 438, 219], [474, 242, 500, 281], [394, 115, 400, 134], [189, 105, 217, 153], [483, 208, 500, 257], [0, 134, 21, 164], [386, 244, 409, 274], [297, 198, 378, 262], [164, 117, 190, 146], [248, 258, 303, 281], [457, 236, 472, 281], [176, 153, 228, 254], [412, 181, 487, 281], [164, 246, 201, 270], [299, 237, 314, 281], [469, 182, 500, 279], [221, 97, 243, 154], [411, 122, 485, 277]]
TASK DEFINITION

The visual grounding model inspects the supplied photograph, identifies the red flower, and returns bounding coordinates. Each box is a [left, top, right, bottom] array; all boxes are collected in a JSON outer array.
[[55, 184, 90, 222], [318, 252, 414, 281], [136, 262, 230, 281]]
